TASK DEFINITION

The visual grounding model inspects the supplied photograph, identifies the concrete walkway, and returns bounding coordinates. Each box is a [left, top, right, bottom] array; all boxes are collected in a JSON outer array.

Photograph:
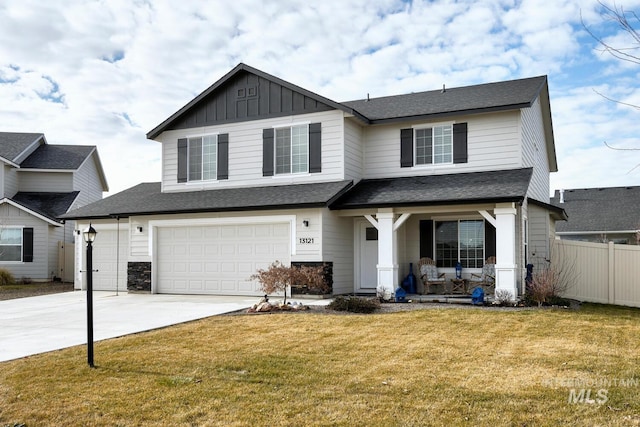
[[0, 291, 323, 363]]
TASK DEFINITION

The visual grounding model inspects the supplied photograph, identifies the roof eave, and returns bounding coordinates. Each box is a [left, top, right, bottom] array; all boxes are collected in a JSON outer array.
[[365, 102, 533, 125], [0, 198, 64, 226], [331, 196, 525, 211], [62, 201, 333, 220]]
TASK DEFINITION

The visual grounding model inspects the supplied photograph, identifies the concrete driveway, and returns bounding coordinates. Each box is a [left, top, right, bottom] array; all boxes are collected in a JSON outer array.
[[0, 291, 266, 362]]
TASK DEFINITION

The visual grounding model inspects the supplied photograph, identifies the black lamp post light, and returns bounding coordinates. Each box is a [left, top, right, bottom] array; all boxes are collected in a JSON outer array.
[[83, 223, 98, 368]]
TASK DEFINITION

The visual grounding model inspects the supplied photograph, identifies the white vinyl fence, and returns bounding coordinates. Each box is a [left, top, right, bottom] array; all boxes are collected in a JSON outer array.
[[551, 240, 640, 308]]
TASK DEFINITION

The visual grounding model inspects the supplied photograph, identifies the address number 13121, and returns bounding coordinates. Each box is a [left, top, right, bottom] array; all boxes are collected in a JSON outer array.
[[299, 237, 315, 244]]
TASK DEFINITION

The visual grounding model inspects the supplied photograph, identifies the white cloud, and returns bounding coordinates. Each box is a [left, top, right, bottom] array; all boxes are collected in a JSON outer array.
[[0, 0, 638, 197]]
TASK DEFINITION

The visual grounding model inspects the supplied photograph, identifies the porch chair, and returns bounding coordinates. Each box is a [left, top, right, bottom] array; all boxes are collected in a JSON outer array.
[[418, 257, 446, 294], [469, 256, 496, 294]]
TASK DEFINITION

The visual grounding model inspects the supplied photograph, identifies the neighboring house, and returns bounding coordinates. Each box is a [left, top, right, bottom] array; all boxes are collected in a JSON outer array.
[[0, 132, 108, 281], [63, 63, 565, 299], [551, 187, 640, 245]]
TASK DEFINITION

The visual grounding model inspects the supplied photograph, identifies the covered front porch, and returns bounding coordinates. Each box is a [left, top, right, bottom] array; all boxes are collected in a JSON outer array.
[[342, 203, 520, 301], [329, 169, 538, 301]]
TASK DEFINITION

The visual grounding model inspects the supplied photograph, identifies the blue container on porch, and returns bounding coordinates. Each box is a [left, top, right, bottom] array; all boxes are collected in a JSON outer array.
[[395, 286, 407, 302], [455, 262, 462, 279], [471, 287, 484, 305], [406, 263, 417, 294]]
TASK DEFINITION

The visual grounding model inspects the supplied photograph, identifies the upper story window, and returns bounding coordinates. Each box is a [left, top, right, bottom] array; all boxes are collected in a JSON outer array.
[[275, 124, 309, 175], [400, 122, 467, 168], [263, 123, 321, 177], [0, 228, 23, 262], [188, 135, 217, 181], [177, 134, 228, 183], [415, 125, 453, 165]]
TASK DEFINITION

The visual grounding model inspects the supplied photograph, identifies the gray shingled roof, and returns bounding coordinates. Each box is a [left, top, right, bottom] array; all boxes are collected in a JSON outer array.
[[62, 180, 354, 219], [342, 76, 547, 123], [0, 132, 43, 163], [331, 168, 534, 209], [551, 186, 640, 232], [11, 191, 80, 222], [20, 144, 96, 169]]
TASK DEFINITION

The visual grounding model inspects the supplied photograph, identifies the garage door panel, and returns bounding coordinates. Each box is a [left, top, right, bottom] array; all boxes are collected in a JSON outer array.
[[157, 223, 290, 295]]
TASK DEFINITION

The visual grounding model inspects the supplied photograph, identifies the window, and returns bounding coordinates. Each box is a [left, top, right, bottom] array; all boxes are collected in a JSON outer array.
[[275, 124, 308, 174], [415, 125, 452, 165], [435, 220, 484, 268], [188, 135, 217, 181], [0, 228, 23, 262]]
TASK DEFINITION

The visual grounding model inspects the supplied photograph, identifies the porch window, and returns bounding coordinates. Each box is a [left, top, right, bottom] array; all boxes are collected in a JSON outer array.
[[188, 135, 217, 181], [435, 220, 484, 268], [0, 228, 23, 262], [415, 125, 453, 165], [275, 124, 309, 174]]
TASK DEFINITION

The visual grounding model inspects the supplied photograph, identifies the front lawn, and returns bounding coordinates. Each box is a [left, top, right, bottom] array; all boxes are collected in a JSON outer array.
[[1, 303, 639, 426]]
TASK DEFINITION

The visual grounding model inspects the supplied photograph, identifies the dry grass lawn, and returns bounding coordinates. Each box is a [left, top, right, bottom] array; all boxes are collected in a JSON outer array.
[[1, 303, 639, 426]]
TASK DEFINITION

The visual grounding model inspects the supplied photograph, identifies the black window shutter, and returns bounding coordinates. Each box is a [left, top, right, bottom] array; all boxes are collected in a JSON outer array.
[[419, 220, 434, 259], [400, 128, 414, 168], [453, 122, 468, 164], [485, 220, 496, 259], [262, 128, 274, 176], [217, 133, 229, 180], [309, 123, 322, 173], [23, 227, 34, 262], [177, 138, 188, 183]]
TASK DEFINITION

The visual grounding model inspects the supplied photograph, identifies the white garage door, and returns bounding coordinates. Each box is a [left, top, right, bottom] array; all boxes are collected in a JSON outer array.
[[156, 223, 290, 295], [92, 229, 129, 291]]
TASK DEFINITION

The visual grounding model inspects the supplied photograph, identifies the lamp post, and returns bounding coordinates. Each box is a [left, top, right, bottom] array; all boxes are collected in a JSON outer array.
[[83, 224, 97, 368]]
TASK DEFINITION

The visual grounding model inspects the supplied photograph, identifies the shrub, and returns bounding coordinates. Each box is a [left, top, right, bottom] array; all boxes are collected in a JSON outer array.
[[250, 261, 329, 304], [493, 289, 514, 306], [0, 268, 15, 286], [528, 267, 566, 307], [327, 296, 380, 313]]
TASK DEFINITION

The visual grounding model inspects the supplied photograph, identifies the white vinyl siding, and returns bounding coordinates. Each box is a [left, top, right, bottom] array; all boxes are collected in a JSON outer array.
[[521, 97, 551, 201], [72, 154, 104, 208], [321, 209, 354, 295], [364, 111, 521, 179], [528, 202, 552, 265], [17, 171, 73, 193], [158, 110, 345, 192], [344, 118, 364, 182], [0, 203, 52, 279], [3, 165, 18, 197]]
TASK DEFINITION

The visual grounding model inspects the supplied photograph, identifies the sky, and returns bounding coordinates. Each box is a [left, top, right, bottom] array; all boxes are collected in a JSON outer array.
[[1, 0, 639, 197]]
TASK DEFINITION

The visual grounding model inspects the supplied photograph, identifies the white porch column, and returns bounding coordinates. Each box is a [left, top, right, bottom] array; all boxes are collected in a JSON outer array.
[[494, 203, 517, 300], [376, 211, 398, 299]]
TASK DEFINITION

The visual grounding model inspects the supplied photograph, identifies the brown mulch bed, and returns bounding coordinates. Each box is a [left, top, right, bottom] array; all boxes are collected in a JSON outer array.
[[0, 282, 74, 301]]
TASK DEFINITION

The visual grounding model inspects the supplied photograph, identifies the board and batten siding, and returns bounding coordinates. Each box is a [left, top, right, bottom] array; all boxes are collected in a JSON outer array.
[[521, 97, 551, 201], [72, 154, 104, 208], [321, 209, 354, 294], [344, 118, 364, 182], [363, 111, 522, 179], [17, 171, 73, 193], [0, 203, 54, 280], [158, 110, 346, 193]]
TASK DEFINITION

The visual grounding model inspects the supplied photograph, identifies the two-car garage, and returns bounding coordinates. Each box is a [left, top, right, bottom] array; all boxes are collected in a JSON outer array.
[[154, 222, 291, 296]]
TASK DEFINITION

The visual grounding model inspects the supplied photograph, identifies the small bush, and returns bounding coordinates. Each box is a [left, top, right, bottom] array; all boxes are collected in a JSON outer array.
[[250, 261, 329, 304], [0, 268, 15, 286], [327, 296, 380, 313]]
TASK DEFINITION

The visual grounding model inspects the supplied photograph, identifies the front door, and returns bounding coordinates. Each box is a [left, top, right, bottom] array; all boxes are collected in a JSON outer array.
[[358, 221, 378, 292]]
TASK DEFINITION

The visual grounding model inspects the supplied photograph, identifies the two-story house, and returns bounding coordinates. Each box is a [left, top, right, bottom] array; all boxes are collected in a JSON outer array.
[[0, 132, 108, 282], [64, 63, 565, 299]]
